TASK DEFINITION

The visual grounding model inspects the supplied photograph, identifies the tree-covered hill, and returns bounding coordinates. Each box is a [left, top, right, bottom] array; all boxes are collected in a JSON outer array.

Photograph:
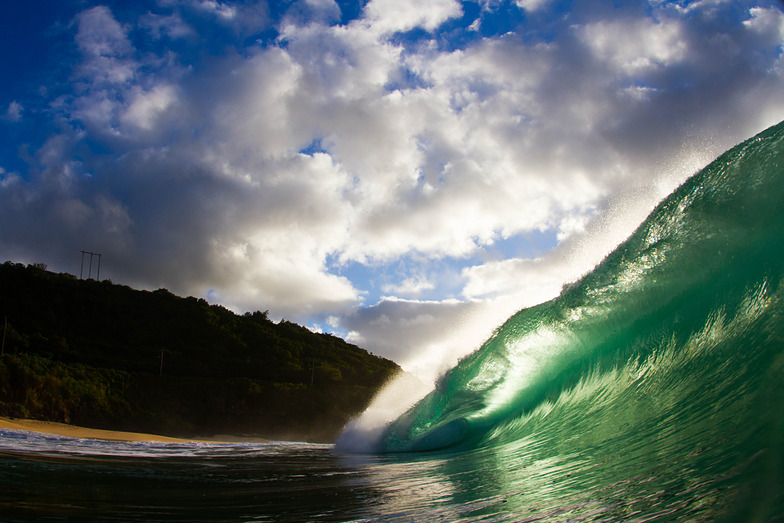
[[0, 261, 400, 442]]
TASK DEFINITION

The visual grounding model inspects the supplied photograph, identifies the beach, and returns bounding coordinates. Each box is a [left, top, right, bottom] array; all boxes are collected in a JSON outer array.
[[0, 417, 216, 443]]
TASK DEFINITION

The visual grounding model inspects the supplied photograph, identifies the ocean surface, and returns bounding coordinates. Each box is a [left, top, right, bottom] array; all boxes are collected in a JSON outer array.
[[3, 121, 784, 521]]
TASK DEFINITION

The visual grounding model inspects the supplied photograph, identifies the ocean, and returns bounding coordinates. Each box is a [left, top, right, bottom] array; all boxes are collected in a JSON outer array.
[[2, 120, 784, 521]]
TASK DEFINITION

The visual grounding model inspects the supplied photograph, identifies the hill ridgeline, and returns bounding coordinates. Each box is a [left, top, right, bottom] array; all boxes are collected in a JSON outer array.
[[0, 261, 400, 442]]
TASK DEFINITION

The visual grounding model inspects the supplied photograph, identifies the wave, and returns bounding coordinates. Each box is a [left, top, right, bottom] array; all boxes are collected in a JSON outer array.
[[374, 120, 784, 454]]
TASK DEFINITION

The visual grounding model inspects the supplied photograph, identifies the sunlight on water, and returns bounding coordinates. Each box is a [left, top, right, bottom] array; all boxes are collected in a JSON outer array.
[[475, 326, 572, 419]]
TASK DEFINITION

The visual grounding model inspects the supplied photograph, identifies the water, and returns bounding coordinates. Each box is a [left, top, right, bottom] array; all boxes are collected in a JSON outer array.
[[3, 121, 784, 521]]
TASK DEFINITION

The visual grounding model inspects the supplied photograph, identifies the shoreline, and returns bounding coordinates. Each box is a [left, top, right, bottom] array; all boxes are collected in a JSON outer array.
[[0, 416, 241, 444]]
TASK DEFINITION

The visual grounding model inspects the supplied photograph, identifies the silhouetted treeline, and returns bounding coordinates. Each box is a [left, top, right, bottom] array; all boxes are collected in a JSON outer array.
[[0, 262, 400, 441]]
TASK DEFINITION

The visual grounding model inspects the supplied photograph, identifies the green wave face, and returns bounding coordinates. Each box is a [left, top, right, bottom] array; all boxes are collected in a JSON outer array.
[[382, 121, 784, 454]]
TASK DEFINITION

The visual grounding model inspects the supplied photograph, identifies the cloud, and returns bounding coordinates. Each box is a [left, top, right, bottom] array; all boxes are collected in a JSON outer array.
[[194, 0, 237, 20], [515, 0, 551, 12], [121, 85, 177, 130], [342, 297, 489, 375], [362, 0, 463, 34], [744, 6, 784, 44], [74, 6, 135, 85], [140, 12, 196, 40], [4, 101, 22, 121], [578, 17, 687, 74], [282, 0, 342, 27], [381, 275, 435, 297], [75, 6, 133, 57]]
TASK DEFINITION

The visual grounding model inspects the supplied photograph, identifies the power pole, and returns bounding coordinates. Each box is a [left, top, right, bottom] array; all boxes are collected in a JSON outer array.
[[160, 350, 164, 376], [80, 251, 102, 280]]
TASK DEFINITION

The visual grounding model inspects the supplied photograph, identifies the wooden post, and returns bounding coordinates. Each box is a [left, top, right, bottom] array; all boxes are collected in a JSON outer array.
[[160, 351, 164, 376]]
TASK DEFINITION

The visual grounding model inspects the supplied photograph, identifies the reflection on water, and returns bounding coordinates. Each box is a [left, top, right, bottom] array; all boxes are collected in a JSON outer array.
[[1, 420, 778, 522]]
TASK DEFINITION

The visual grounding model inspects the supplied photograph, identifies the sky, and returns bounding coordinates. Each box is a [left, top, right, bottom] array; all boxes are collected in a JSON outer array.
[[1, 0, 784, 379]]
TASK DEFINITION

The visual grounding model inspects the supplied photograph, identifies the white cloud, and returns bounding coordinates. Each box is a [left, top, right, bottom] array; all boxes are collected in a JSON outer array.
[[579, 17, 687, 75], [198, 153, 361, 314], [194, 0, 237, 20], [515, 0, 551, 12], [462, 257, 565, 302], [362, 0, 462, 34], [744, 6, 784, 43], [121, 85, 177, 130], [381, 276, 435, 297], [207, 246, 359, 316]]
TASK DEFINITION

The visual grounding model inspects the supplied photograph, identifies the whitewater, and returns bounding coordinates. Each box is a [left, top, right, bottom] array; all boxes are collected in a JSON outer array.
[[2, 121, 784, 521]]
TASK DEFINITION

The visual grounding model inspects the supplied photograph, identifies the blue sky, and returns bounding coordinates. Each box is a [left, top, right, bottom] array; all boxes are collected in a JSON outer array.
[[2, 0, 784, 376]]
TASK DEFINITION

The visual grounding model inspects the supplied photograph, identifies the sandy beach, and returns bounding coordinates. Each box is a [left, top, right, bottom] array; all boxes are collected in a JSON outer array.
[[0, 417, 217, 443]]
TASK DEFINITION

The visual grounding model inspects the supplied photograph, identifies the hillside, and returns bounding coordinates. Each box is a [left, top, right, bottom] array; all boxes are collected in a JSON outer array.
[[0, 262, 400, 442]]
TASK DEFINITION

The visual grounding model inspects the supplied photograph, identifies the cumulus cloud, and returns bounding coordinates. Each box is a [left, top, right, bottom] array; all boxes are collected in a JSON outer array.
[[579, 17, 687, 74], [2, 0, 784, 374], [121, 85, 177, 130], [744, 6, 784, 43], [363, 0, 463, 34], [74, 6, 135, 83]]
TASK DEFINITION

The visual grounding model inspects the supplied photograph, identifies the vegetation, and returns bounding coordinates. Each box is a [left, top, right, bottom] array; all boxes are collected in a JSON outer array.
[[0, 261, 400, 441]]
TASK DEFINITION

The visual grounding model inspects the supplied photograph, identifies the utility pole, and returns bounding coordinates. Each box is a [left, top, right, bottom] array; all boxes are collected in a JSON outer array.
[[160, 350, 164, 376], [80, 251, 102, 280]]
